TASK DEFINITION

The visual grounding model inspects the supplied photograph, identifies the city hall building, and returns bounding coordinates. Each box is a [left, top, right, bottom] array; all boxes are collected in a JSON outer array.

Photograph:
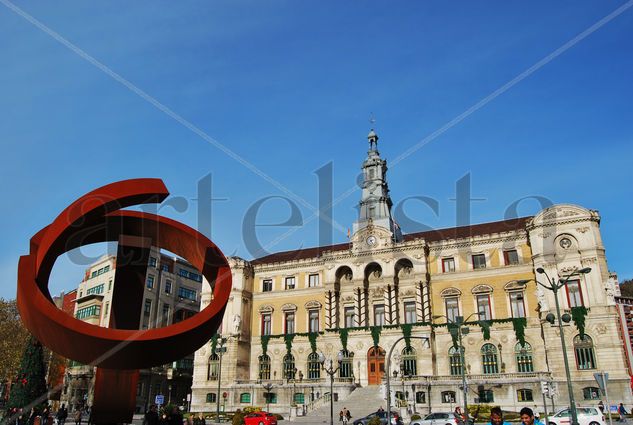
[[189, 130, 632, 415]]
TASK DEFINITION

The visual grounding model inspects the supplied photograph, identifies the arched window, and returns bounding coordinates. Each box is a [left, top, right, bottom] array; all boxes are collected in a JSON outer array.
[[307, 352, 321, 379], [339, 350, 354, 379], [515, 342, 534, 373], [207, 354, 219, 380], [583, 387, 600, 400], [481, 343, 499, 374], [574, 335, 596, 370], [401, 347, 417, 376], [283, 353, 296, 380], [259, 354, 271, 380], [448, 346, 463, 376]]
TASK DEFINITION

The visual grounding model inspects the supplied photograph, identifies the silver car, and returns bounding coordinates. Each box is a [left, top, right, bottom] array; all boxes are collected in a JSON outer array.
[[547, 407, 606, 425], [410, 412, 463, 425]]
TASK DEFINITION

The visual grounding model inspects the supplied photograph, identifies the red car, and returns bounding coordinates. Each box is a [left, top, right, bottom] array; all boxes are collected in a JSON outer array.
[[244, 412, 278, 425]]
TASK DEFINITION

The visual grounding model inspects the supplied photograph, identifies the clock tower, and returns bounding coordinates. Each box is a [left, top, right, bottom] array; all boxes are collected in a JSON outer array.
[[351, 129, 402, 247]]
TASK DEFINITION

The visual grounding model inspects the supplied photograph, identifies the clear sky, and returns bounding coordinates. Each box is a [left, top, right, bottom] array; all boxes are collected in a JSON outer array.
[[1, 1, 632, 299]]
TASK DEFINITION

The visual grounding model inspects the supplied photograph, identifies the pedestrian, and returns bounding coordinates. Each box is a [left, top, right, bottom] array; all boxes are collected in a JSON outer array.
[[342, 408, 349, 425], [346, 409, 352, 424], [487, 407, 511, 425], [167, 406, 182, 425], [619, 403, 628, 422], [74, 409, 82, 425], [57, 405, 68, 425], [520, 407, 543, 425], [339, 410, 344, 422], [378, 407, 385, 413], [143, 405, 159, 425], [599, 401, 605, 414]]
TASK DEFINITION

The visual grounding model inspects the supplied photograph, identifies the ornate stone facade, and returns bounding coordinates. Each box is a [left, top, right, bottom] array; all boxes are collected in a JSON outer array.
[[190, 131, 632, 416]]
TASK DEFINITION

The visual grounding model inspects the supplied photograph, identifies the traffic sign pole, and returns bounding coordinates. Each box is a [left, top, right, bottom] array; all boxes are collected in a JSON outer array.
[[601, 372, 613, 425]]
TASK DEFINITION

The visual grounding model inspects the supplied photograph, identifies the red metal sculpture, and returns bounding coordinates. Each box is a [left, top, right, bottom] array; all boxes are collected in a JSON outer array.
[[17, 179, 231, 424]]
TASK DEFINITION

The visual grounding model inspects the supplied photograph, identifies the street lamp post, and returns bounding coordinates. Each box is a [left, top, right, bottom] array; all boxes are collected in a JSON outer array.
[[386, 336, 430, 425], [433, 313, 477, 422], [319, 351, 344, 425], [215, 336, 228, 421], [261, 382, 274, 413], [535, 266, 592, 425]]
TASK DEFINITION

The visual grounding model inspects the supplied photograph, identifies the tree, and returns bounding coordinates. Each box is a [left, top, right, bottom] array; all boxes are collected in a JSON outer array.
[[0, 299, 29, 384], [6, 335, 48, 411], [621, 279, 633, 297]]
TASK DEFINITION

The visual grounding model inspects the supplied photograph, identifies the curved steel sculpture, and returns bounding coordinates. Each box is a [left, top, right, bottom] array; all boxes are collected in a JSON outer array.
[[17, 179, 231, 424]]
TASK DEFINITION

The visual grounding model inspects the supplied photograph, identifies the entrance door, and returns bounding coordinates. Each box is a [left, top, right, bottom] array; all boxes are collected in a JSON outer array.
[[367, 346, 385, 385]]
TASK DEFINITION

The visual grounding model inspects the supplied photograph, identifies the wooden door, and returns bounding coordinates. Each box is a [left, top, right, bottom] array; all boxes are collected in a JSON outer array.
[[367, 346, 385, 385]]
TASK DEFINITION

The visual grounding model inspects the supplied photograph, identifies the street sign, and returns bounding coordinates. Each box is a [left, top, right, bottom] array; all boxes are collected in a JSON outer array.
[[155, 394, 165, 405], [594, 372, 609, 394]]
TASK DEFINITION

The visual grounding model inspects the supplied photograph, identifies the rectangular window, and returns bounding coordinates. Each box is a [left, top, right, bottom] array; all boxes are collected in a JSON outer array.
[[86, 284, 104, 295], [165, 280, 172, 294], [179, 269, 203, 282], [368, 206, 376, 218], [309, 310, 319, 332], [262, 313, 272, 335], [285, 312, 295, 334], [566, 279, 584, 307], [105, 302, 110, 314], [442, 257, 455, 273], [477, 294, 492, 320], [161, 264, 169, 272], [344, 307, 355, 328], [504, 249, 519, 266], [517, 389, 534, 402], [240, 393, 251, 403], [445, 297, 459, 322], [308, 274, 319, 287], [178, 286, 197, 301], [146, 275, 154, 289], [149, 257, 157, 267], [478, 389, 494, 403], [404, 301, 417, 324], [472, 254, 486, 269], [510, 292, 526, 318], [374, 305, 385, 326], [75, 305, 101, 319], [108, 279, 112, 291], [285, 276, 296, 290], [144, 299, 152, 315], [162, 304, 170, 326], [262, 279, 273, 292]]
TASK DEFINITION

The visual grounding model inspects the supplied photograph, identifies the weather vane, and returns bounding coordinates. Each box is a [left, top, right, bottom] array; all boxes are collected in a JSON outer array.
[[369, 113, 376, 128]]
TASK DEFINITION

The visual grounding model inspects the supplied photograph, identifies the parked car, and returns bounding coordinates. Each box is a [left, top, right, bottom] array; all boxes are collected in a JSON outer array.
[[548, 407, 606, 425], [352, 410, 403, 425], [244, 411, 278, 425], [409, 412, 464, 425]]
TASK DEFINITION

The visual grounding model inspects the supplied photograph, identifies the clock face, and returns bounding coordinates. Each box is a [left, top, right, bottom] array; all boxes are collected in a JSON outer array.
[[366, 235, 377, 246]]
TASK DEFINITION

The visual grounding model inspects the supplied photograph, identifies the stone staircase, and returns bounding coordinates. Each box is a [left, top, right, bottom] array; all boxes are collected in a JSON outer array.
[[294, 386, 386, 423]]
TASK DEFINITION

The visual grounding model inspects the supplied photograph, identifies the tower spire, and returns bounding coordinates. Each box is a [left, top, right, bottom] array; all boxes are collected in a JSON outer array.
[[352, 127, 402, 243]]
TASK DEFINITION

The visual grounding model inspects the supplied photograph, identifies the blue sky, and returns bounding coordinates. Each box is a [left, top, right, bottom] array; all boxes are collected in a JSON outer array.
[[1, 1, 632, 299]]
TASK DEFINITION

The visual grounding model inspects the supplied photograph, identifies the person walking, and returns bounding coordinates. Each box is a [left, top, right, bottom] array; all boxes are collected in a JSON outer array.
[[619, 403, 628, 422], [57, 405, 68, 425], [341, 408, 349, 425], [599, 401, 605, 414], [345, 409, 352, 424], [143, 405, 159, 425], [73, 409, 82, 425]]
